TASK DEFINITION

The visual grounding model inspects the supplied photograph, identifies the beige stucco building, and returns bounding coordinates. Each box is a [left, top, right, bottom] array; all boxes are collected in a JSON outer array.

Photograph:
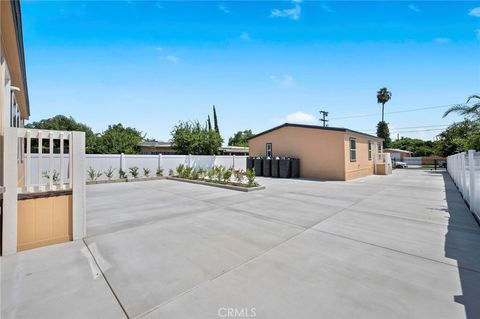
[[248, 123, 384, 181]]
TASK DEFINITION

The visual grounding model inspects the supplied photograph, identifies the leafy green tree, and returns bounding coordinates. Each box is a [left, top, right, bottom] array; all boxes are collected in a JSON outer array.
[[25, 115, 98, 153], [377, 87, 392, 122], [390, 138, 437, 156], [376, 121, 391, 148], [228, 130, 253, 147], [213, 105, 219, 133], [95, 124, 144, 154], [436, 120, 480, 156], [170, 120, 223, 155], [443, 95, 480, 121]]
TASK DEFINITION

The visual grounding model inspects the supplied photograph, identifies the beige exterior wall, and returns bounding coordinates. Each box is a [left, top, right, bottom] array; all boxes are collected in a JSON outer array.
[[1, 1, 29, 187], [344, 133, 380, 180], [249, 126, 347, 180], [249, 126, 382, 181], [17, 194, 72, 252]]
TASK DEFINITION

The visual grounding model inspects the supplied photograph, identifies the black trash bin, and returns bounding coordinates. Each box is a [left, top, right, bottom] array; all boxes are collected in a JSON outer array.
[[254, 157, 263, 176], [291, 158, 300, 178], [263, 158, 272, 177], [246, 157, 254, 171], [279, 157, 291, 178], [271, 157, 280, 177]]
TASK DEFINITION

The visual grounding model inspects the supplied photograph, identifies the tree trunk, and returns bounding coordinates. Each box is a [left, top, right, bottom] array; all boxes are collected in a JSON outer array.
[[382, 103, 385, 122]]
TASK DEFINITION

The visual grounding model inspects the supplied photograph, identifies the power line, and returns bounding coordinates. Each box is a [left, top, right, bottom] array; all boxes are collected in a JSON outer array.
[[390, 128, 446, 133], [330, 102, 467, 121], [362, 124, 449, 132]]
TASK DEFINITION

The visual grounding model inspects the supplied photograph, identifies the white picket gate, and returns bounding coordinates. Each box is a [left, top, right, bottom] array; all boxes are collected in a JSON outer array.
[[2, 127, 86, 255]]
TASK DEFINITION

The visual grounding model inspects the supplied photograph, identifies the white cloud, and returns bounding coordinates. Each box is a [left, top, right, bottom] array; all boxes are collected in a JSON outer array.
[[271, 4, 301, 20], [320, 3, 334, 13], [218, 4, 230, 14], [270, 74, 295, 87], [156, 47, 163, 51], [292, 0, 303, 3], [408, 4, 420, 13], [240, 32, 250, 41], [433, 37, 451, 44], [469, 7, 480, 17], [163, 55, 179, 63], [284, 112, 318, 124]]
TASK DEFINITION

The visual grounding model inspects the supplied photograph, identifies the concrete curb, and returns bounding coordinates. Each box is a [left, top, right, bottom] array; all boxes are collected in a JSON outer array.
[[167, 177, 265, 192]]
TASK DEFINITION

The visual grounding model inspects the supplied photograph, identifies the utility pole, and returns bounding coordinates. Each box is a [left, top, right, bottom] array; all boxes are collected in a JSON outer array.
[[319, 111, 329, 127]]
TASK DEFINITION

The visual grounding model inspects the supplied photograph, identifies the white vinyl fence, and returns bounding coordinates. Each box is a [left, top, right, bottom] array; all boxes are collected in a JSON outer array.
[[27, 154, 247, 183], [447, 150, 480, 221], [404, 157, 423, 165]]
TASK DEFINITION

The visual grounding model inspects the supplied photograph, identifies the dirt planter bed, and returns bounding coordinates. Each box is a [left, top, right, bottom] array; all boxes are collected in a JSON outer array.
[[167, 177, 265, 192]]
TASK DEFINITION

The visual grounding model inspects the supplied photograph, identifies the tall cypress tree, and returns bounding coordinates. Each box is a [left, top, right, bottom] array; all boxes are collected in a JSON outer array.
[[213, 105, 219, 133], [207, 115, 212, 131]]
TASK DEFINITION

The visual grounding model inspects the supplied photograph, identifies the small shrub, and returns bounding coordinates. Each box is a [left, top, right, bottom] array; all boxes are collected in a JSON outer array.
[[197, 168, 206, 179], [183, 166, 193, 179], [207, 168, 215, 180], [176, 164, 185, 177], [129, 166, 139, 179], [246, 168, 257, 187], [87, 167, 102, 181], [143, 168, 150, 177], [214, 166, 225, 182], [119, 169, 127, 179], [105, 167, 115, 180], [43, 170, 61, 184], [222, 169, 232, 183], [234, 169, 244, 183], [191, 168, 200, 180], [156, 167, 164, 177]]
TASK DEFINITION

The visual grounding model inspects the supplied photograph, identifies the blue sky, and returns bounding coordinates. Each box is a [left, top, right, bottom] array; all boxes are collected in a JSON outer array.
[[22, 0, 480, 142]]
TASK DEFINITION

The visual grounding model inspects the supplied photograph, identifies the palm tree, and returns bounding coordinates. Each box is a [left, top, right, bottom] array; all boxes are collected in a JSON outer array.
[[443, 95, 480, 121], [377, 87, 392, 122]]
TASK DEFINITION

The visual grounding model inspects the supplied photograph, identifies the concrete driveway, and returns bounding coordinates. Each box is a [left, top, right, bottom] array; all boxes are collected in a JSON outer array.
[[2, 169, 480, 318]]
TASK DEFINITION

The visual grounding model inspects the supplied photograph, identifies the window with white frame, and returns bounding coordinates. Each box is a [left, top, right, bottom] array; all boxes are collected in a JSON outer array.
[[368, 140, 372, 160], [266, 143, 272, 157], [349, 137, 356, 162]]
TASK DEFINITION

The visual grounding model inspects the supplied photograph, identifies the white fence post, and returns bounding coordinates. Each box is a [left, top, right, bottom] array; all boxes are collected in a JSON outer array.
[[3, 127, 19, 255], [71, 132, 86, 240], [120, 153, 125, 173], [468, 150, 477, 213], [158, 153, 162, 172]]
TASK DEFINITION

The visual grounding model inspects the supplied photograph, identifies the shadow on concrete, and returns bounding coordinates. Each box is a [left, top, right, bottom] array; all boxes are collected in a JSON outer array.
[[441, 171, 480, 318]]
